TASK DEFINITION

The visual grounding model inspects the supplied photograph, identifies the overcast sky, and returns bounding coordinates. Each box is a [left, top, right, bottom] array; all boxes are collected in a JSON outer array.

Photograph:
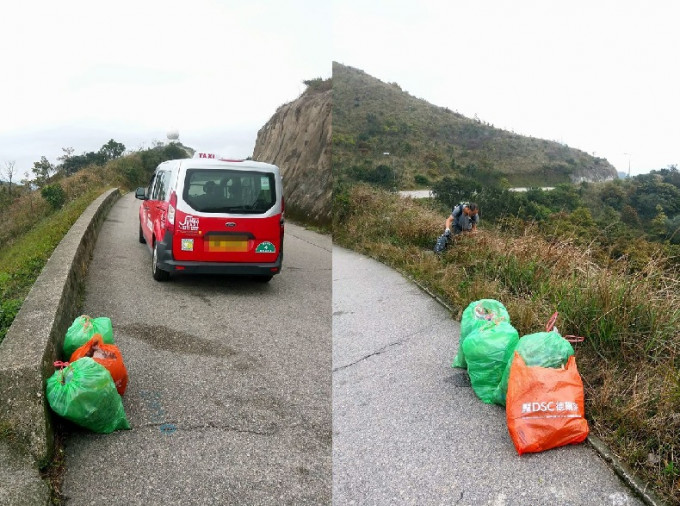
[[2, 2, 678, 181], [0, 0, 331, 179], [333, 0, 680, 176]]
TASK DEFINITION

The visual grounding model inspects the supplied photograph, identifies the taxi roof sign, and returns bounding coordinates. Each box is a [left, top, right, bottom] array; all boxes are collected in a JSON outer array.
[[193, 151, 245, 162], [193, 152, 217, 159]]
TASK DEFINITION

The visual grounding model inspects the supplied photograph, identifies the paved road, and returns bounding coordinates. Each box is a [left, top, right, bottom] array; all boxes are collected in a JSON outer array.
[[333, 246, 644, 506], [398, 190, 432, 199], [398, 188, 556, 198], [61, 192, 332, 505]]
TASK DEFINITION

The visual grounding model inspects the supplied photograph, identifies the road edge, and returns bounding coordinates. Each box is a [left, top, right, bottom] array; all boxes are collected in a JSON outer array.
[[0, 188, 120, 505]]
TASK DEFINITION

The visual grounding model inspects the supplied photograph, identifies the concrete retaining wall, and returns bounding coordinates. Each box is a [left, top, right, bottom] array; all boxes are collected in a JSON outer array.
[[0, 188, 120, 466]]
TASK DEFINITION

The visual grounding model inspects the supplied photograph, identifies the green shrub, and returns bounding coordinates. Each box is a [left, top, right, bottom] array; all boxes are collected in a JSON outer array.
[[431, 176, 482, 209], [414, 174, 429, 186], [41, 184, 66, 209], [303, 77, 332, 92], [346, 163, 400, 189]]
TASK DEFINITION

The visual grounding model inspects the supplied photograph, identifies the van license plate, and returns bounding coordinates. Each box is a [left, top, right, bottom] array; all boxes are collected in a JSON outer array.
[[207, 237, 248, 252]]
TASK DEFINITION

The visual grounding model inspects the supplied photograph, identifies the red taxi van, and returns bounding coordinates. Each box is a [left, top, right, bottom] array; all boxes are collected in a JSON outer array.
[[135, 153, 284, 282]]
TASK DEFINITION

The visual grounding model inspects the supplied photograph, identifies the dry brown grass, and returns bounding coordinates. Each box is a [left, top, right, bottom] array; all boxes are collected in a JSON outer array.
[[0, 167, 110, 251], [0, 191, 51, 246]]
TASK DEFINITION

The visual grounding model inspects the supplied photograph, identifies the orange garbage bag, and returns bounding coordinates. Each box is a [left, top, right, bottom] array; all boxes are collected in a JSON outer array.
[[70, 334, 128, 395], [506, 352, 588, 455]]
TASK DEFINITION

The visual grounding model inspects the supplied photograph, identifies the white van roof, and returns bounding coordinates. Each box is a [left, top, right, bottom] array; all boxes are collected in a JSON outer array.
[[188, 152, 278, 172]]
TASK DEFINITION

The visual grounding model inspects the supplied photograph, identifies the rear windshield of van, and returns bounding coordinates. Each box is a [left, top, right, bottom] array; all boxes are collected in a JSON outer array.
[[183, 169, 277, 214]]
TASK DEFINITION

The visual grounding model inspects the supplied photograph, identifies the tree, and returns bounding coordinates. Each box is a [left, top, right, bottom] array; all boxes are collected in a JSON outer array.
[[162, 143, 187, 160], [32, 156, 55, 187], [58, 147, 75, 163], [650, 205, 668, 238], [655, 164, 680, 188], [665, 215, 680, 244], [58, 141, 125, 176], [569, 207, 596, 229], [99, 139, 126, 161], [60, 151, 103, 175], [632, 181, 680, 221], [547, 183, 582, 212], [56, 147, 75, 173], [431, 176, 483, 209], [1, 161, 16, 196], [598, 181, 627, 211], [621, 204, 641, 228]]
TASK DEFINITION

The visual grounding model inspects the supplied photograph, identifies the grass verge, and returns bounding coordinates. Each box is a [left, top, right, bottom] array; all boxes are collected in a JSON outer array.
[[0, 186, 108, 345]]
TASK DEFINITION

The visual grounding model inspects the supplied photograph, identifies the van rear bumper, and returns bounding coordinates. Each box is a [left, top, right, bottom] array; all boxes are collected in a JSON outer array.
[[156, 232, 282, 276]]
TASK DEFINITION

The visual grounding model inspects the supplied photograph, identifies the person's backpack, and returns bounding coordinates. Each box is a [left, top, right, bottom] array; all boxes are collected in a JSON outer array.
[[452, 202, 470, 218]]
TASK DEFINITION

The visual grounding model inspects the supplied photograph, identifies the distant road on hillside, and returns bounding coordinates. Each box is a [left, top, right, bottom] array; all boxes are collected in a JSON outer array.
[[399, 188, 555, 200], [399, 189, 433, 198]]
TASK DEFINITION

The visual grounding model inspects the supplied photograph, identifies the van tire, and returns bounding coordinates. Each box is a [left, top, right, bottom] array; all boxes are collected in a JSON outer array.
[[152, 241, 170, 281], [139, 223, 146, 244]]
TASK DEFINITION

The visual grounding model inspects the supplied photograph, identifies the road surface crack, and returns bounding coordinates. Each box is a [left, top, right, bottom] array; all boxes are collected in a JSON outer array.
[[333, 323, 437, 372], [287, 231, 331, 252], [137, 421, 278, 436], [332, 340, 405, 372]]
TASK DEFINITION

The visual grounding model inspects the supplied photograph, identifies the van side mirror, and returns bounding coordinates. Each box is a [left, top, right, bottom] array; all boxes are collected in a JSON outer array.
[[135, 187, 147, 200]]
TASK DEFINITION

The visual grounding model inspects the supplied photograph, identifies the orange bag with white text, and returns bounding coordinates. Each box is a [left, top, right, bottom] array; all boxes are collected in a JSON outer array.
[[506, 352, 588, 455], [70, 334, 128, 396]]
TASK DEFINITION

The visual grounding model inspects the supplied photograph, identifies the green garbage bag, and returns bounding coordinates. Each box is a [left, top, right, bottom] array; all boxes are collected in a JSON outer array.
[[492, 330, 575, 406], [452, 299, 511, 368], [462, 320, 519, 403], [63, 315, 114, 358], [46, 357, 130, 433]]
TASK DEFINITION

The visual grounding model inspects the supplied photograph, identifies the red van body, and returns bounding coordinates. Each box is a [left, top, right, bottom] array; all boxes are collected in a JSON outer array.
[[135, 156, 284, 282]]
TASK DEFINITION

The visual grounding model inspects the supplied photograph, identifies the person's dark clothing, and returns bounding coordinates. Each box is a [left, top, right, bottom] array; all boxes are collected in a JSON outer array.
[[451, 204, 479, 234]]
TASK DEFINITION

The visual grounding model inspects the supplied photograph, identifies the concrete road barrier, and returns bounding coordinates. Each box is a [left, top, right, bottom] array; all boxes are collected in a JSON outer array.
[[0, 188, 120, 466]]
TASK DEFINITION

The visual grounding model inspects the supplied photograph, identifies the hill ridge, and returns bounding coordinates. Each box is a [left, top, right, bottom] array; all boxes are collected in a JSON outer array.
[[332, 62, 617, 187]]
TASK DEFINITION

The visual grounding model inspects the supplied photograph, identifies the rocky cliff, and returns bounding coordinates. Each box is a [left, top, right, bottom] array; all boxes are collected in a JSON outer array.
[[253, 82, 332, 226]]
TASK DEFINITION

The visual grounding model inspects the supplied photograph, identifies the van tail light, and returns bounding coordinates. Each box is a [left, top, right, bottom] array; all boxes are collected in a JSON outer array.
[[167, 191, 177, 232], [281, 196, 285, 214]]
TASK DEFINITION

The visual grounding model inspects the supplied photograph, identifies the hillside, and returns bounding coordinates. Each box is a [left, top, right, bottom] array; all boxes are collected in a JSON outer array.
[[333, 62, 617, 188], [253, 80, 332, 226]]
